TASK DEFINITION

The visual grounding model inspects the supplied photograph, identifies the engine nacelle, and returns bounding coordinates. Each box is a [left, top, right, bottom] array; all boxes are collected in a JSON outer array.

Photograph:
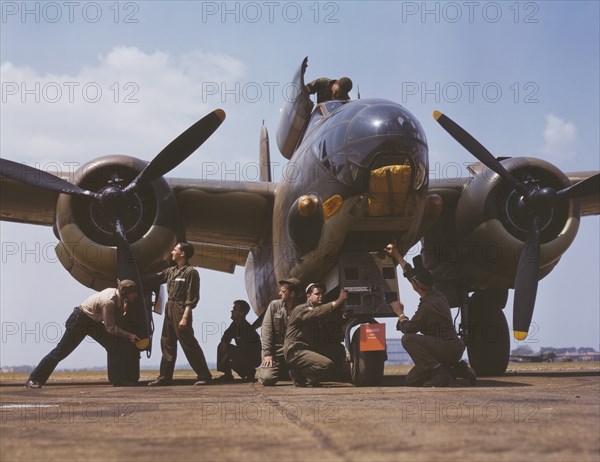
[[452, 157, 580, 289], [54, 155, 179, 290], [287, 193, 324, 255]]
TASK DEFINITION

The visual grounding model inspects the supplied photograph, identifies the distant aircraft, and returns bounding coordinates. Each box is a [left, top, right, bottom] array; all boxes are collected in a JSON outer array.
[[509, 352, 557, 363], [1, 57, 599, 385]]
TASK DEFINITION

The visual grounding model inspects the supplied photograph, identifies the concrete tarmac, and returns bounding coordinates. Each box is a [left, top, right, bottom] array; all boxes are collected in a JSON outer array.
[[1, 363, 599, 462]]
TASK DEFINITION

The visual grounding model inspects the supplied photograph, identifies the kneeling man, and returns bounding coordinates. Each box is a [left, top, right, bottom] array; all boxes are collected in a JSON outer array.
[[284, 283, 348, 387], [386, 244, 471, 387]]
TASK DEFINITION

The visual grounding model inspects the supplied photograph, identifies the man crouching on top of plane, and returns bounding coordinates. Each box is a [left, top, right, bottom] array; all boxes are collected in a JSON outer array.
[[25, 280, 141, 389], [283, 283, 348, 387], [385, 244, 476, 387]]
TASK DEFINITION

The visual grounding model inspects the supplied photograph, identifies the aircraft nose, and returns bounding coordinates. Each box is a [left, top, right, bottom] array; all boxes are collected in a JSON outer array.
[[315, 101, 428, 213], [343, 102, 428, 216]]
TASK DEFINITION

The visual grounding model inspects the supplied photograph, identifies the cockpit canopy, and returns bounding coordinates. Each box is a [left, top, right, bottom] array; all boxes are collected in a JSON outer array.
[[304, 99, 428, 190]]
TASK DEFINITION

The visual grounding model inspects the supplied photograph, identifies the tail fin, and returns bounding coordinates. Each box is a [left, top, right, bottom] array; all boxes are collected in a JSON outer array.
[[260, 120, 271, 182]]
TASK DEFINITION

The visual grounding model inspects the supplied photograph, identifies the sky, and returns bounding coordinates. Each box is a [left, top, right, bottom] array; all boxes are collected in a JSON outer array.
[[1, 1, 599, 370]]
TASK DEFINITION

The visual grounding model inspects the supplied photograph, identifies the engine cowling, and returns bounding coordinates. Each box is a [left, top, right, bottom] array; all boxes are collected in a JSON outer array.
[[453, 157, 579, 289], [54, 155, 179, 290]]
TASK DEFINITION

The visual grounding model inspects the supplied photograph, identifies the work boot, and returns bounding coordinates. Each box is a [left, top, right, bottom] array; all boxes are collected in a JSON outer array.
[[423, 366, 452, 387], [194, 375, 213, 386], [306, 381, 323, 388], [214, 373, 234, 383], [289, 369, 307, 387], [148, 377, 172, 386], [450, 360, 477, 386], [242, 370, 257, 383], [25, 379, 42, 389]]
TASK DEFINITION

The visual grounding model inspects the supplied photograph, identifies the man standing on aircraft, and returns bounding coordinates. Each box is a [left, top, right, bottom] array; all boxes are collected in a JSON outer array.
[[146, 242, 213, 386], [385, 244, 475, 387], [258, 278, 301, 386], [306, 76, 353, 104], [215, 300, 261, 382], [284, 283, 349, 387], [25, 280, 141, 389]]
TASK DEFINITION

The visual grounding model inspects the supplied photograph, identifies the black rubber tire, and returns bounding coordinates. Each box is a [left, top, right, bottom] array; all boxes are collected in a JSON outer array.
[[466, 292, 510, 377]]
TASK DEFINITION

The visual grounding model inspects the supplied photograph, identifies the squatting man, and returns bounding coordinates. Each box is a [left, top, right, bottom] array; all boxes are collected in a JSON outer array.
[[385, 243, 476, 387]]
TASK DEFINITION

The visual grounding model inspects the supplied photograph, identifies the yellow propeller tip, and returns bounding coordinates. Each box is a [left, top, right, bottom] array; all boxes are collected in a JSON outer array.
[[214, 108, 226, 121], [513, 331, 528, 341], [136, 338, 150, 350], [432, 110, 443, 121]]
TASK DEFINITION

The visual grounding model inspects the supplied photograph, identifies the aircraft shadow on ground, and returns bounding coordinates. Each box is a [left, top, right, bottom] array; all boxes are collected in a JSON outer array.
[[378, 375, 532, 388]]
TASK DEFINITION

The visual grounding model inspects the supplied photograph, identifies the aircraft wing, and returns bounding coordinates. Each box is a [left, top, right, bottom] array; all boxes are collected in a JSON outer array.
[[0, 177, 59, 226], [565, 171, 600, 216], [0, 175, 276, 274], [169, 178, 276, 273]]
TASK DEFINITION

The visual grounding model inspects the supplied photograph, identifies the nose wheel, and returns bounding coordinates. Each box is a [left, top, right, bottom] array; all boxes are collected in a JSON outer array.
[[345, 318, 386, 386]]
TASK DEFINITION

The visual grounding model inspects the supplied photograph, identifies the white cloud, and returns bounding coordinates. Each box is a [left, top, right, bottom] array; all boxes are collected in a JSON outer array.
[[0, 46, 245, 166], [540, 113, 577, 163]]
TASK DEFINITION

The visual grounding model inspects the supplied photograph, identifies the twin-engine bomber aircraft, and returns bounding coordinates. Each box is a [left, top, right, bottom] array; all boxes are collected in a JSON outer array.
[[1, 57, 599, 385]]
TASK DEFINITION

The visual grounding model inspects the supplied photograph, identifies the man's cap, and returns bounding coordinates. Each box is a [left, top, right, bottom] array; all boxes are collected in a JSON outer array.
[[413, 269, 434, 288], [279, 277, 301, 288], [118, 279, 138, 291], [337, 77, 353, 93], [119, 279, 137, 289], [305, 282, 326, 295], [411, 255, 434, 288]]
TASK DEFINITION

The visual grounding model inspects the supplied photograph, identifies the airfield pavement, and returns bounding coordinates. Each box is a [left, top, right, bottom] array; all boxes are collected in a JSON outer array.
[[1, 363, 598, 462]]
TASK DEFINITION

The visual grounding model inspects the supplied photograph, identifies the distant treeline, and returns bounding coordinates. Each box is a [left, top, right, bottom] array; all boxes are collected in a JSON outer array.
[[511, 346, 598, 355]]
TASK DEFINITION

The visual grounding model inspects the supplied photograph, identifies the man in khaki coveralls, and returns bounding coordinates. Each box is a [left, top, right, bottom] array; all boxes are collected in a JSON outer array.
[[257, 277, 301, 386], [146, 242, 212, 386], [284, 283, 348, 387]]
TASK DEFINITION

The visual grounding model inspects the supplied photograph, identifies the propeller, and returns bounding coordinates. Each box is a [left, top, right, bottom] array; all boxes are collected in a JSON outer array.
[[0, 158, 101, 199], [115, 219, 151, 351], [433, 110, 599, 340], [125, 109, 225, 192], [1, 109, 226, 349]]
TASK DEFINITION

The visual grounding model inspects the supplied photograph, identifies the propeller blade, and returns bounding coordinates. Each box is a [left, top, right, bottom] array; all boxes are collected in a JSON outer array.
[[115, 220, 151, 351], [127, 109, 226, 190], [0, 158, 99, 199], [512, 215, 541, 340], [433, 111, 528, 195], [556, 173, 600, 200]]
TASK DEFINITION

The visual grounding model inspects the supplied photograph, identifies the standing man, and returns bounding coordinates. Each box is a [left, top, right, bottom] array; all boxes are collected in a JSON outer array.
[[25, 280, 141, 388], [147, 242, 213, 386], [216, 300, 261, 382], [284, 283, 348, 387], [385, 244, 475, 387], [306, 76, 353, 104], [258, 278, 301, 386]]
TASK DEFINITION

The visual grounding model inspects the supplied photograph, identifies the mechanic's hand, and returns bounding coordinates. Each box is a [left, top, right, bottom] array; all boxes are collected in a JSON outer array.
[[262, 355, 273, 368], [391, 300, 405, 318], [384, 243, 402, 262]]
